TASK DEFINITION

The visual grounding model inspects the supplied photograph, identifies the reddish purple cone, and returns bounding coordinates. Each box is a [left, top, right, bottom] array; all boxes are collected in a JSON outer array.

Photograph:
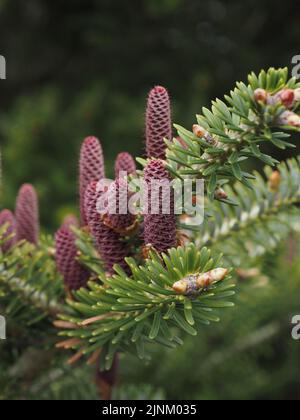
[[146, 86, 172, 160], [55, 225, 90, 291], [15, 184, 39, 245], [102, 178, 136, 234], [79, 136, 105, 226], [0, 209, 17, 253], [84, 181, 131, 274], [114, 152, 136, 178], [143, 160, 177, 254]]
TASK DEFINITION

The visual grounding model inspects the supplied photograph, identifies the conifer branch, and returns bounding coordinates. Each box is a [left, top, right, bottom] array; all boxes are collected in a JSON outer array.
[[181, 156, 300, 265], [56, 244, 234, 370], [166, 68, 300, 198]]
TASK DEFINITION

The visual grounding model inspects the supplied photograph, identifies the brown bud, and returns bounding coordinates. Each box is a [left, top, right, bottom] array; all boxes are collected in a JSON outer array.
[[193, 124, 206, 138], [172, 279, 188, 294], [214, 188, 228, 200], [278, 110, 300, 127], [279, 89, 295, 108], [254, 88, 268, 104], [268, 170, 281, 192]]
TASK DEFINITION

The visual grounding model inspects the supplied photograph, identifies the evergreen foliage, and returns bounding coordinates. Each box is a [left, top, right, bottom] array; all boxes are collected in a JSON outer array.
[[1, 67, 300, 399]]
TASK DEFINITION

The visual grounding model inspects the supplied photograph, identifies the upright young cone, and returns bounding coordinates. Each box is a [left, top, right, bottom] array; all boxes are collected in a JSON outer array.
[[0, 209, 17, 253], [15, 184, 39, 245], [143, 159, 177, 254], [146, 86, 172, 160], [55, 225, 90, 291], [102, 177, 136, 235], [115, 152, 136, 178], [84, 181, 131, 274], [79, 136, 105, 225]]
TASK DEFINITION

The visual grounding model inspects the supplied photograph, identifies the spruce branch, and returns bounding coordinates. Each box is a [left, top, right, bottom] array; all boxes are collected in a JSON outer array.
[[181, 156, 300, 265], [166, 68, 300, 197], [0, 238, 66, 321], [56, 244, 234, 370]]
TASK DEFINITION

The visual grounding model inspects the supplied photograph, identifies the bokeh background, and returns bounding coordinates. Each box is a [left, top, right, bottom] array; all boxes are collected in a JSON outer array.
[[1, 0, 300, 400]]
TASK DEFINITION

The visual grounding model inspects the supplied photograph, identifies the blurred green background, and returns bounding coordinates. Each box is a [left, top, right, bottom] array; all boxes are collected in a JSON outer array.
[[1, 0, 300, 401], [0, 0, 299, 229]]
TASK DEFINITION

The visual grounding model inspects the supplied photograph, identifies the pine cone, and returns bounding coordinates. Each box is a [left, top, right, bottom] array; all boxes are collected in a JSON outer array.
[[79, 136, 105, 225], [0, 209, 17, 253], [115, 152, 136, 178], [55, 225, 90, 291], [15, 184, 39, 245], [102, 178, 136, 235], [146, 86, 172, 159], [143, 159, 177, 254], [84, 181, 131, 274]]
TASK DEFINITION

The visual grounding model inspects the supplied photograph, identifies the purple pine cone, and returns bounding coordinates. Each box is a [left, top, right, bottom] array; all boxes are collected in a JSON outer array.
[[55, 225, 90, 291], [79, 136, 105, 226], [84, 181, 131, 274], [143, 160, 177, 254], [15, 184, 39, 245], [114, 152, 136, 178], [102, 178, 136, 235], [146, 86, 172, 160], [0, 209, 17, 253]]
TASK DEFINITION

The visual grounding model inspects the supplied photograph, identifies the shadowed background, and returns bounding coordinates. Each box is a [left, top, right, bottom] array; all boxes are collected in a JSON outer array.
[[0, 0, 300, 400]]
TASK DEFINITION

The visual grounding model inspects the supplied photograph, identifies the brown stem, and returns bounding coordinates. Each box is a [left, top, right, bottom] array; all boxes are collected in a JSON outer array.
[[95, 354, 119, 400]]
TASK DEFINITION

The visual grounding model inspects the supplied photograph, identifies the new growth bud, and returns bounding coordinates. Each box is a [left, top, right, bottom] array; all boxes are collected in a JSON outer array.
[[172, 268, 228, 296], [278, 110, 300, 127], [279, 89, 295, 108], [193, 124, 207, 138], [254, 88, 268, 104], [214, 188, 228, 200], [268, 170, 281, 192], [192, 124, 217, 146]]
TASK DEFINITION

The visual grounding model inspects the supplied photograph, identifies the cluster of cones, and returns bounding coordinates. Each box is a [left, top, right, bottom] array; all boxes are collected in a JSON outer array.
[[0, 84, 179, 399]]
